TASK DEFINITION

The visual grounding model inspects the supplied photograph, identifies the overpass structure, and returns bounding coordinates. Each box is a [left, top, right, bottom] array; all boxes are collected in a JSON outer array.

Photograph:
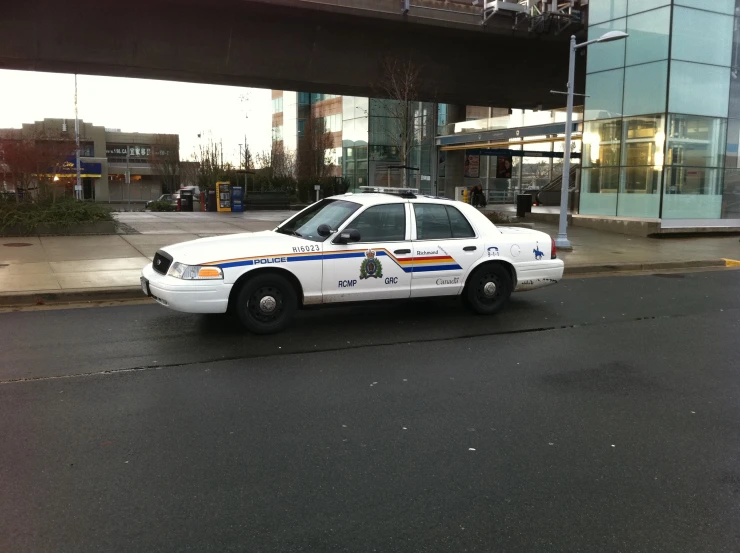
[[0, 0, 586, 108]]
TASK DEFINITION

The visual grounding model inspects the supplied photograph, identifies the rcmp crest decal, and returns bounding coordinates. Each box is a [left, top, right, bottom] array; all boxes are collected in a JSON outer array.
[[360, 249, 383, 279]]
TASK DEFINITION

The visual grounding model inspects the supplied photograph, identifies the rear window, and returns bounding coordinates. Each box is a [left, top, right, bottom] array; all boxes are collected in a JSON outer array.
[[413, 204, 475, 240]]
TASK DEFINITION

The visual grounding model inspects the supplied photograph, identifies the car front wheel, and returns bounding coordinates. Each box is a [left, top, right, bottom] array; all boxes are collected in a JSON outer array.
[[236, 273, 297, 334], [465, 263, 513, 315]]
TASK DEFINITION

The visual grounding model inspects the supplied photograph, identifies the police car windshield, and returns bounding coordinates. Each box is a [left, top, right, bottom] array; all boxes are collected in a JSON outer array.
[[277, 199, 360, 242]]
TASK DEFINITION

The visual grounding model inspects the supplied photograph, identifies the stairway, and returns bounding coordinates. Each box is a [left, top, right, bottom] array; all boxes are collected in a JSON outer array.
[[536, 166, 577, 206]]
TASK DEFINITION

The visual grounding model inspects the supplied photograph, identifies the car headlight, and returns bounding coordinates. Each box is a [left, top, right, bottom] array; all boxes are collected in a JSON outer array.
[[167, 262, 223, 280]]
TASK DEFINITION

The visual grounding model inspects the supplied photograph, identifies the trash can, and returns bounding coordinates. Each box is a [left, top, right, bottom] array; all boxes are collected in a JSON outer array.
[[516, 194, 532, 217], [180, 190, 194, 212], [207, 190, 217, 212]]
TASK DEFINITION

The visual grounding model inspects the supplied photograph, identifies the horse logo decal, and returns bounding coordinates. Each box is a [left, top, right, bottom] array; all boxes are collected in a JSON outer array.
[[533, 242, 545, 260]]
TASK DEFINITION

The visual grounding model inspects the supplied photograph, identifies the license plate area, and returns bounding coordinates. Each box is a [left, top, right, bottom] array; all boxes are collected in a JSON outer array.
[[140, 277, 150, 297]]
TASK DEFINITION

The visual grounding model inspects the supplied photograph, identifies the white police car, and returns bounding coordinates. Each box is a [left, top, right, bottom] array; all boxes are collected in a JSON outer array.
[[140, 187, 564, 334]]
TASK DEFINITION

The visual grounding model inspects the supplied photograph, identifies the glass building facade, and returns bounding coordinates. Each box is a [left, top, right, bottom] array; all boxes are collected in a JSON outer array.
[[342, 97, 436, 194], [582, 0, 740, 224]]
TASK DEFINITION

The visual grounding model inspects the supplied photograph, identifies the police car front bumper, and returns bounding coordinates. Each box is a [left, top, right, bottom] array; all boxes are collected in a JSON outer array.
[[141, 263, 232, 314]]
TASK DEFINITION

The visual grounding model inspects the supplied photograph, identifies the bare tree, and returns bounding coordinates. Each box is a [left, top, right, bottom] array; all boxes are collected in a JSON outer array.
[[148, 134, 180, 194], [257, 142, 295, 179], [0, 130, 75, 202], [179, 161, 200, 187], [242, 140, 254, 171], [193, 140, 226, 191], [377, 56, 422, 187]]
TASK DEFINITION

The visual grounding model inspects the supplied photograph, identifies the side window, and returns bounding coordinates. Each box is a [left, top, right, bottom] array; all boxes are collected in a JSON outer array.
[[348, 204, 406, 242], [446, 206, 475, 238], [414, 204, 452, 240]]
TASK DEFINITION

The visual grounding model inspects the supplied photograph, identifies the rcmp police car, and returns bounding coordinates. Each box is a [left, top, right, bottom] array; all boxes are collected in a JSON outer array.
[[140, 187, 564, 334]]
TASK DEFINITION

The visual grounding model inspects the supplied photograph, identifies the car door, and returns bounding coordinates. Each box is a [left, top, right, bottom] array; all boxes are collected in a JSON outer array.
[[322, 202, 413, 303], [410, 202, 482, 297]]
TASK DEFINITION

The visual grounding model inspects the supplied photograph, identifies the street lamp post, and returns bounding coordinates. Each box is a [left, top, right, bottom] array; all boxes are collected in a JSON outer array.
[[556, 30, 628, 250]]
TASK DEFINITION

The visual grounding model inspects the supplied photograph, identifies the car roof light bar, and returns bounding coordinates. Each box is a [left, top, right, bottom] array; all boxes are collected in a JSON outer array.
[[359, 186, 419, 198]]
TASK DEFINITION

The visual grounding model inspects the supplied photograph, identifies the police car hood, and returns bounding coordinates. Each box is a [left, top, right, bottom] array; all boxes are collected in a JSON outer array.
[[160, 230, 305, 265]]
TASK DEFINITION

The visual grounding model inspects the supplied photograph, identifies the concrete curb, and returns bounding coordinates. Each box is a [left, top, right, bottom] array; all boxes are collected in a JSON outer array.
[[0, 259, 733, 308], [564, 259, 728, 276], [0, 287, 146, 308]]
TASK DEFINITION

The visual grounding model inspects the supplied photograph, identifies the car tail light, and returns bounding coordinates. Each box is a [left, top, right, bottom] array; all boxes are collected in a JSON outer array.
[[551, 237, 557, 259]]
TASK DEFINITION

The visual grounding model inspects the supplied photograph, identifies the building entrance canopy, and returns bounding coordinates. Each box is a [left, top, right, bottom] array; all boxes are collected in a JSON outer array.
[[461, 148, 581, 160]]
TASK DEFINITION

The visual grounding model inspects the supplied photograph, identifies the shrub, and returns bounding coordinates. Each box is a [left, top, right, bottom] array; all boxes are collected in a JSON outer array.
[[148, 200, 176, 212], [0, 198, 114, 234], [484, 211, 519, 225]]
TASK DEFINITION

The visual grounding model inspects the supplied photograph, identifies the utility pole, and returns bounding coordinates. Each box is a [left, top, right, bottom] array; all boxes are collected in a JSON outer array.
[[244, 135, 249, 191], [126, 147, 131, 206], [74, 74, 82, 200]]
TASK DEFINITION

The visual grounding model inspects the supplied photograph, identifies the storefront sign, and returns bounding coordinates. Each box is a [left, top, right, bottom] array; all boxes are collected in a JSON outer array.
[[51, 159, 103, 178]]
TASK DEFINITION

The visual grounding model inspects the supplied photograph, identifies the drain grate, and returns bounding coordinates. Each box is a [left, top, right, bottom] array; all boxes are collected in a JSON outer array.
[[3, 242, 33, 247]]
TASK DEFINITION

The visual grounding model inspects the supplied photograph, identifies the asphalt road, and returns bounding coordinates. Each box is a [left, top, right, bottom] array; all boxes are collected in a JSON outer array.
[[1, 270, 739, 552]]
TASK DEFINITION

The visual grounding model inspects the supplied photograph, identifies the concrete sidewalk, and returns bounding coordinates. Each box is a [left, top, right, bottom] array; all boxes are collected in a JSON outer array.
[[1, 210, 738, 305]]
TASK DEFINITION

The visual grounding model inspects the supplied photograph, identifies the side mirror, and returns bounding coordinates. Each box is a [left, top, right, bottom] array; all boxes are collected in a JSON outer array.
[[335, 228, 361, 244], [317, 223, 333, 237]]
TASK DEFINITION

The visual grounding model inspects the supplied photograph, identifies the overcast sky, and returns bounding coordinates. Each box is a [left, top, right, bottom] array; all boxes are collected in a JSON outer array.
[[0, 69, 273, 164]]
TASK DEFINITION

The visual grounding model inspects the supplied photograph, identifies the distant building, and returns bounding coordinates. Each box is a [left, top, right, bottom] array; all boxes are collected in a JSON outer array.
[[272, 91, 438, 193], [0, 118, 179, 202]]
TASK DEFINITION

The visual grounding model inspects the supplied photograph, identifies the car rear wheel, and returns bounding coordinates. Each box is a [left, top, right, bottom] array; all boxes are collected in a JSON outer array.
[[236, 273, 297, 334], [465, 263, 512, 315]]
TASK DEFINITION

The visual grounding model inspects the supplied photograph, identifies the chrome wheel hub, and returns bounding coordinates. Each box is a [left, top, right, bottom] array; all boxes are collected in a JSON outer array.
[[483, 281, 497, 298], [259, 295, 277, 313]]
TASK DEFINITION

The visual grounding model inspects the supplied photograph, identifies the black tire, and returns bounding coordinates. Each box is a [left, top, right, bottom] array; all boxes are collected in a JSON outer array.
[[464, 263, 513, 315], [235, 273, 297, 334]]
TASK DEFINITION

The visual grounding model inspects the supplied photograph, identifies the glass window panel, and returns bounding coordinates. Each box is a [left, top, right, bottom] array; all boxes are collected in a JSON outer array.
[[663, 167, 723, 218], [437, 104, 448, 128], [673, 0, 736, 15], [349, 204, 406, 242], [445, 206, 475, 238], [342, 96, 356, 121], [587, 18, 627, 73], [617, 166, 661, 218], [669, 61, 730, 118], [623, 61, 667, 116], [589, 0, 627, 25], [625, 7, 669, 66], [666, 115, 727, 168], [414, 203, 452, 240], [579, 167, 619, 216], [728, 27, 740, 119], [671, 7, 734, 67], [722, 168, 740, 218], [621, 115, 667, 170], [585, 69, 624, 120], [725, 119, 740, 170], [628, 0, 670, 14]]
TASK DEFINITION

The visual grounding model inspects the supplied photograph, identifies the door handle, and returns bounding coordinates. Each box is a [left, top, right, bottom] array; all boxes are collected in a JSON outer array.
[[463, 246, 477, 251], [394, 249, 411, 255]]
